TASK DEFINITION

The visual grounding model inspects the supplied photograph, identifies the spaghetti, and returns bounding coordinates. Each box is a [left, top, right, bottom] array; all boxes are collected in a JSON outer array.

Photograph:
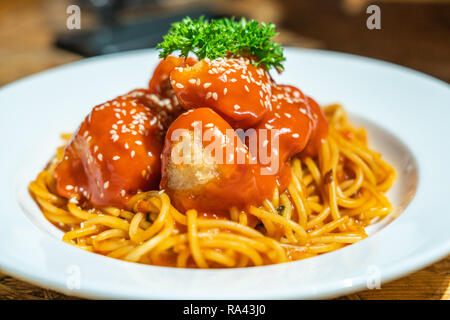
[[29, 104, 396, 268]]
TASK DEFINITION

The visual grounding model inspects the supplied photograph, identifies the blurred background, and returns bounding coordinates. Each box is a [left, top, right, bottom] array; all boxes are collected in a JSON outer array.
[[0, 0, 449, 87]]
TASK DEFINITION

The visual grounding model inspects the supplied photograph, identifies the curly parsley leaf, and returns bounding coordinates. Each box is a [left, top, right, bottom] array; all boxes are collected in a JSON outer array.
[[157, 16, 285, 72]]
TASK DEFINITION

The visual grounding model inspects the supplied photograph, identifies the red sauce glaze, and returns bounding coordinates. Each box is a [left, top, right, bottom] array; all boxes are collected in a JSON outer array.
[[160, 108, 279, 214], [149, 56, 197, 98], [302, 96, 329, 157], [259, 84, 316, 163], [54, 89, 167, 208], [240, 84, 317, 193], [170, 58, 272, 129]]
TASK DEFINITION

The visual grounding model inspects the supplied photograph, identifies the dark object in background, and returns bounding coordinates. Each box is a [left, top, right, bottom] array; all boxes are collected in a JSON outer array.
[[56, 0, 228, 56]]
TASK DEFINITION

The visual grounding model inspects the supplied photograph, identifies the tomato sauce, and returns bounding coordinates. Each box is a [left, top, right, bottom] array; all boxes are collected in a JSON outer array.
[[54, 56, 328, 214]]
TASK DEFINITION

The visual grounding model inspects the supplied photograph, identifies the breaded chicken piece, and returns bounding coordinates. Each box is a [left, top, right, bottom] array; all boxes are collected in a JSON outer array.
[[170, 57, 273, 129], [160, 108, 278, 213], [54, 89, 169, 208]]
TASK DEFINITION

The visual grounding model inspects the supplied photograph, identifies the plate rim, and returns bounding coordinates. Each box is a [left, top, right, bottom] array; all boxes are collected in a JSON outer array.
[[0, 47, 449, 300]]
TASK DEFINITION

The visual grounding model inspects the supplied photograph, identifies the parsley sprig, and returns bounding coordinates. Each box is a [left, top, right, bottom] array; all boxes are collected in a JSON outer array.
[[157, 17, 285, 72]]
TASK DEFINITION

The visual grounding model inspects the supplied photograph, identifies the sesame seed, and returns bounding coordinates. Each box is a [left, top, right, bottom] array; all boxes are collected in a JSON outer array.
[[234, 104, 240, 110], [97, 153, 103, 161], [113, 156, 120, 160], [292, 133, 300, 138], [219, 74, 227, 82], [176, 83, 184, 89], [203, 83, 211, 88], [131, 150, 135, 158], [65, 185, 74, 191], [135, 140, 142, 145], [212, 92, 218, 100], [104, 181, 110, 189]]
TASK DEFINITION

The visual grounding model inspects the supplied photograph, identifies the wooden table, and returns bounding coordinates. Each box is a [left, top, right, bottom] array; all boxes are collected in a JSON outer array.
[[0, 0, 448, 300]]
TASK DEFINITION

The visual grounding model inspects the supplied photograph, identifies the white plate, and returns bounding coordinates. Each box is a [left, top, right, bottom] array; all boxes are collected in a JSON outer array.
[[0, 48, 449, 299]]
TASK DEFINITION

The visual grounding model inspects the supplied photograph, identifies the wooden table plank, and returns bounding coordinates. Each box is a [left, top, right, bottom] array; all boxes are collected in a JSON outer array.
[[341, 257, 450, 300]]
